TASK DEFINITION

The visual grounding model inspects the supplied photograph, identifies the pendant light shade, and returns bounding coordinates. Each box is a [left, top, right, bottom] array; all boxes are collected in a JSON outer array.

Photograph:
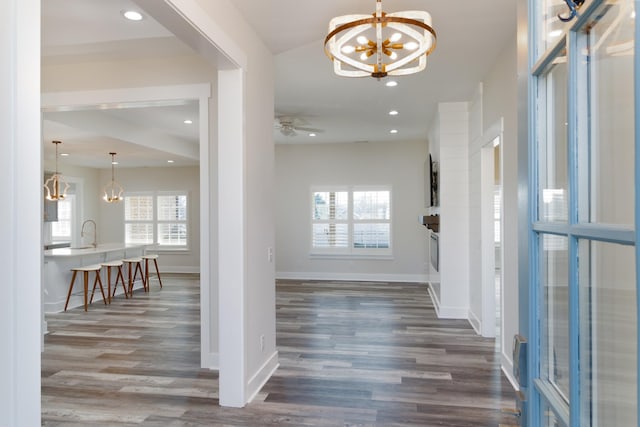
[[43, 140, 70, 201], [103, 152, 124, 203]]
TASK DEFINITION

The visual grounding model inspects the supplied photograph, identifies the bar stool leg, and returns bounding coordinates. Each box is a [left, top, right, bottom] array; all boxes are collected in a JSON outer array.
[[127, 262, 134, 297], [133, 262, 146, 292], [64, 270, 79, 312], [144, 258, 163, 289], [83, 271, 89, 312], [113, 265, 128, 299], [153, 258, 163, 288], [105, 266, 112, 304], [90, 271, 107, 305]]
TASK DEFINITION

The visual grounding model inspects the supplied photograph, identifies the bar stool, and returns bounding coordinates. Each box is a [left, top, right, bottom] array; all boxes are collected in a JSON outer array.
[[122, 257, 146, 296], [142, 254, 163, 290], [64, 264, 106, 312], [100, 260, 127, 303]]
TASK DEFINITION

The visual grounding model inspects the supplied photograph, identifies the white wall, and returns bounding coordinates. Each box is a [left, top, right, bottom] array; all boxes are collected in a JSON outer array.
[[482, 38, 519, 377], [275, 140, 429, 282], [467, 38, 519, 379], [98, 166, 200, 272], [188, 0, 277, 403]]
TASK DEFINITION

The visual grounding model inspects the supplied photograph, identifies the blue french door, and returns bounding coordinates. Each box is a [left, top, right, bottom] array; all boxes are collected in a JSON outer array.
[[527, 0, 638, 425]]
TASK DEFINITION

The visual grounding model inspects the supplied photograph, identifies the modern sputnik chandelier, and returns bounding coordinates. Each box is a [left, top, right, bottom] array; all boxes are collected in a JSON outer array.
[[44, 140, 70, 201], [103, 152, 124, 203], [324, 0, 436, 78]]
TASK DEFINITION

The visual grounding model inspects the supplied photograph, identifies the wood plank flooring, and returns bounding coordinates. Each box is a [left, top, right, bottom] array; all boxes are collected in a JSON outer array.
[[42, 276, 518, 426]]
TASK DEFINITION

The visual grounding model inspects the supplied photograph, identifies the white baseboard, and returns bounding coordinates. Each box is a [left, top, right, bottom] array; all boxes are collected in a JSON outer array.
[[161, 266, 199, 274], [468, 308, 481, 335], [501, 353, 519, 392], [427, 282, 441, 314], [436, 305, 470, 319], [246, 351, 279, 403], [201, 352, 219, 371], [276, 271, 428, 283], [427, 282, 467, 320]]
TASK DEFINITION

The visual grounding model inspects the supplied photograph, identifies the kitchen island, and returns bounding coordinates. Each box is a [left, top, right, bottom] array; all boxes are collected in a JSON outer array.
[[43, 243, 148, 313]]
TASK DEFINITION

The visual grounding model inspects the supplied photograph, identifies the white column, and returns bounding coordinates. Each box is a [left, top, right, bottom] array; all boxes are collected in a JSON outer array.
[[218, 69, 247, 407], [0, 0, 42, 425], [438, 102, 471, 319]]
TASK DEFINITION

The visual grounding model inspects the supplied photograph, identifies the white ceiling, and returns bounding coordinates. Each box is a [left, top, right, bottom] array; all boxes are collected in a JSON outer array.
[[42, 0, 517, 167]]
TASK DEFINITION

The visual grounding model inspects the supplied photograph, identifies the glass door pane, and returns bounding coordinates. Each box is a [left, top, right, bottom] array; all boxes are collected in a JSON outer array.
[[540, 234, 570, 400], [578, 1, 635, 225], [579, 240, 637, 426], [539, 59, 569, 223]]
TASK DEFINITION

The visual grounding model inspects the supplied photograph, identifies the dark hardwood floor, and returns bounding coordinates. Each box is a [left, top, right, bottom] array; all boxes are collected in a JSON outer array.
[[41, 275, 518, 426]]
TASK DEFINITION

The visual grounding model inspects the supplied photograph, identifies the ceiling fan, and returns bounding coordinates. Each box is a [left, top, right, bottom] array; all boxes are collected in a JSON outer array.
[[274, 116, 322, 137]]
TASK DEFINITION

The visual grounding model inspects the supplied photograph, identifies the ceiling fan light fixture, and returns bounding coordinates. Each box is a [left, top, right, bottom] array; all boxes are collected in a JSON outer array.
[[324, 0, 436, 79], [103, 152, 124, 203]]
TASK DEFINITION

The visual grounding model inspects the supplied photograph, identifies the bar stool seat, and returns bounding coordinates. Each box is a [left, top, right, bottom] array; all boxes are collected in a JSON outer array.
[[100, 260, 127, 303], [122, 257, 146, 296], [142, 254, 163, 290], [64, 264, 106, 312]]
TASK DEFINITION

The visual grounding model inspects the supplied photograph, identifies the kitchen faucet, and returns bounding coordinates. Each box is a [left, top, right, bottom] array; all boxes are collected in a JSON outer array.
[[81, 219, 97, 248]]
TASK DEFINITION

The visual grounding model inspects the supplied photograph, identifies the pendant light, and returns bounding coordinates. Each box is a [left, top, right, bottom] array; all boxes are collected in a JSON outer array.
[[43, 140, 70, 201], [324, 0, 436, 79], [103, 152, 124, 203]]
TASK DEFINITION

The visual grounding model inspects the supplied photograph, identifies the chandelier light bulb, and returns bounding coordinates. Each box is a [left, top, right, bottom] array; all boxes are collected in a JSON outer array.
[[357, 36, 369, 45], [342, 45, 356, 54], [390, 33, 402, 42], [404, 41, 419, 50]]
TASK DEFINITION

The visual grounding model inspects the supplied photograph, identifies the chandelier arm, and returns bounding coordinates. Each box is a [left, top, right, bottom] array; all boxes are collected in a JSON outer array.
[[325, 17, 437, 59], [325, 16, 379, 60]]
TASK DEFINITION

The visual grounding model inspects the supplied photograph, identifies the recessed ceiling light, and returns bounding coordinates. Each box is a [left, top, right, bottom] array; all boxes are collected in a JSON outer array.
[[386, 81, 398, 87], [60, 153, 69, 157], [389, 110, 399, 116], [122, 10, 144, 21], [183, 119, 193, 124], [167, 160, 175, 163], [309, 133, 316, 137], [390, 129, 398, 134]]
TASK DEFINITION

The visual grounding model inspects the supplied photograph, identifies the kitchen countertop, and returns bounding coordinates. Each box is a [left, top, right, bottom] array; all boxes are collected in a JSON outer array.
[[44, 243, 148, 257]]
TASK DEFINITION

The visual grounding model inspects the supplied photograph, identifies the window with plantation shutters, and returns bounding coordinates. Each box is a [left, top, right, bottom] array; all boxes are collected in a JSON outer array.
[[124, 192, 188, 248], [157, 195, 187, 246], [311, 187, 391, 256]]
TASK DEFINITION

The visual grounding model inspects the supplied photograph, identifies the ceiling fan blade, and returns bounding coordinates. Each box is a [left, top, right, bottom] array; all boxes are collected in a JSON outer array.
[[293, 126, 323, 133]]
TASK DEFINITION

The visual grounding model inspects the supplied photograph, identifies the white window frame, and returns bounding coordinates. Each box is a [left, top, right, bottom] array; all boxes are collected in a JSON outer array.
[[310, 185, 392, 258], [124, 191, 190, 251]]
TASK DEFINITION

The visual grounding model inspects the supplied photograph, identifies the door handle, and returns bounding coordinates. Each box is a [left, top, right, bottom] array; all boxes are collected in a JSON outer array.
[[558, 0, 585, 22]]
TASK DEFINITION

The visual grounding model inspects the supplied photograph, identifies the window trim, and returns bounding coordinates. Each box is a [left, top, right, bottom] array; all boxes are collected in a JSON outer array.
[[310, 185, 392, 257]]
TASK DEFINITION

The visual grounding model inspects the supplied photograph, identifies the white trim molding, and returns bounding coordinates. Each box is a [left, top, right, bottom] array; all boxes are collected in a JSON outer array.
[[277, 271, 428, 284], [246, 351, 279, 403]]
